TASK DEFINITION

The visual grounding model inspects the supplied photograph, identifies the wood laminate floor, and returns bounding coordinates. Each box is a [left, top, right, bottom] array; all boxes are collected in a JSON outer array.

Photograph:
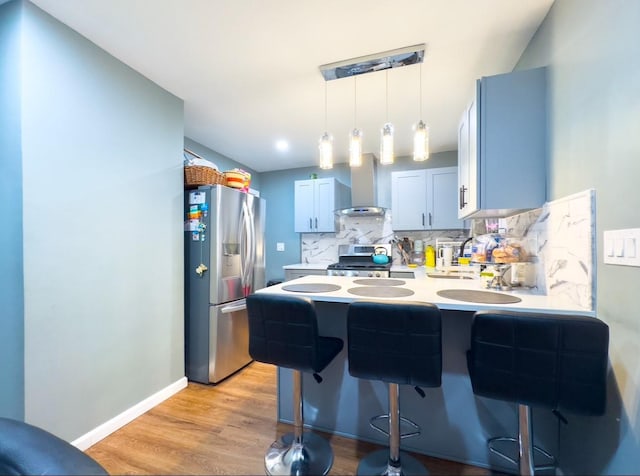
[[86, 362, 494, 475]]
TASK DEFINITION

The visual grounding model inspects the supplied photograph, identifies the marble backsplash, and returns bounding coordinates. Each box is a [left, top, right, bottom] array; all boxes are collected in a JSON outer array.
[[300, 189, 595, 312], [503, 189, 595, 311], [300, 211, 469, 264]]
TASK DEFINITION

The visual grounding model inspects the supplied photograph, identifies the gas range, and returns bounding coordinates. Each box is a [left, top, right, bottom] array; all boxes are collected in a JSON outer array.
[[326, 244, 392, 278]]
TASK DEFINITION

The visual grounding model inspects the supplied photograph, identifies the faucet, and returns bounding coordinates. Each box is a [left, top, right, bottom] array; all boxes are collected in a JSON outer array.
[[459, 236, 473, 260]]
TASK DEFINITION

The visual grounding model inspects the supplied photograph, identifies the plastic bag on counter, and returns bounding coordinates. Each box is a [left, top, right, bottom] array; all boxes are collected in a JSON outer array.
[[471, 234, 502, 263], [471, 234, 528, 263], [492, 238, 528, 263]]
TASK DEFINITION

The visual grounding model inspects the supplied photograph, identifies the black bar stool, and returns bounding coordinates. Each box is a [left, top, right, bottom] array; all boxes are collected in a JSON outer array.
[[467, 310, 609, 476], [0, 417, 108, 475], [347, 300, 442, 476], [246, 293, 344, 476]]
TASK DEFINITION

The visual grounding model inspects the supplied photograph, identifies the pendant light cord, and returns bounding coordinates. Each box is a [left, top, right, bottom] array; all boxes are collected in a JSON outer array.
[[353, 76, 357, 128], [385, 69, 389, 122], [324, 81, 328, 131], [419, 63, 423, 119]]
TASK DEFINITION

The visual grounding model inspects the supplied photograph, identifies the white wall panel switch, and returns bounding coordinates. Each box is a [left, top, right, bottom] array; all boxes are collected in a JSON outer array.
[[604, 229, 640, 266], [625, 237, 637, 258], [605, 237, 614, 257], [276, 242, 285, 252]]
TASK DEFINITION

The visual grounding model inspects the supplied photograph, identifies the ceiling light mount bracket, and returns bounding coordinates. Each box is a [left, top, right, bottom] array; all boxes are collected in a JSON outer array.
[[319, 44, 426, 81]]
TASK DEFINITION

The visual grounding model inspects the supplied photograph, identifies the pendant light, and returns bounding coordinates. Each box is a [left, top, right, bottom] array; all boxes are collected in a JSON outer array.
[[380, 70, 394, 165], [413, 62, 430, 161], [319, 81, 333, 169], [349, 76, 363, 167]]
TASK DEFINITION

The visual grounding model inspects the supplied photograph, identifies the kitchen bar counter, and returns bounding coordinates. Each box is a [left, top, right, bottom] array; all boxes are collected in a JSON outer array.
[[259, 272, 594, 316], [256, 273, 594, 473]]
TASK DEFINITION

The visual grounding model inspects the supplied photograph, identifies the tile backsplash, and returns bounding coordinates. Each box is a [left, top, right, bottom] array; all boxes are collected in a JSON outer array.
[[300, 211, 468, 264], [502, 189, 595, 311], [300, 189, 595, 312]]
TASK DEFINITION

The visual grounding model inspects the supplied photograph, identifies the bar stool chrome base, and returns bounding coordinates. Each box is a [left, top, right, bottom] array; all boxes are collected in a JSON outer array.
[[488, 437, 556, 473], [265, 431, 334, 476], [356, 449, 426, 476], [488, 404, 556, 475]]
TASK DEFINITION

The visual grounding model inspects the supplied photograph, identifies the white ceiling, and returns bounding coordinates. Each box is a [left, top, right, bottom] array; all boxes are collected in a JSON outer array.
[[30, 0, 554, 172]]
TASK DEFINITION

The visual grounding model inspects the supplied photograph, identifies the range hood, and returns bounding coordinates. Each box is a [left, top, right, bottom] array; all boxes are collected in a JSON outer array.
[[336, 154, 386, 217]]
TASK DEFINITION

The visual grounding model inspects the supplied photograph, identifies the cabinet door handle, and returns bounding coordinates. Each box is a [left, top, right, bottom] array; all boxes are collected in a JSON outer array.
[[309, 217, 312, 230], [460, 186, 468, 209], [459, 186, 463, 209], [315, 217, 318, 229], [429, 212, 432, 226], [422, 213, 425, 226]]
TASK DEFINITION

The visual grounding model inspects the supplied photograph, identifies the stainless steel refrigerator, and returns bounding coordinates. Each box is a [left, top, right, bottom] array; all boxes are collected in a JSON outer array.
[[184, 185, 265, 384]]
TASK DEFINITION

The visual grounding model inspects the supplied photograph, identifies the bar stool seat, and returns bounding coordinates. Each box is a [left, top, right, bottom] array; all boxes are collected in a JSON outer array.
[[467, 310, 609, 476], [246, 293, 344, 476], [347, 300, 442, 476]]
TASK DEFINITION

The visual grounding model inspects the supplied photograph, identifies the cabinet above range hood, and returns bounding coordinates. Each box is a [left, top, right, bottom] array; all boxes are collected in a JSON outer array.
[[335, 153, 386, 217]]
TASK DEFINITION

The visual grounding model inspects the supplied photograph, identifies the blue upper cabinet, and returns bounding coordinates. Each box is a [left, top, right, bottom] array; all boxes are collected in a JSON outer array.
[[458, 67, 547, 219], [392, 167, 463, 231], [294, 178, 350, 233]]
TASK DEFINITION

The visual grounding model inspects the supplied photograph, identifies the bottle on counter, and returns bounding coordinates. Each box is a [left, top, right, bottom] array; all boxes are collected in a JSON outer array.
[[425, 245, 436, 268], [410, 250, 425, 266]]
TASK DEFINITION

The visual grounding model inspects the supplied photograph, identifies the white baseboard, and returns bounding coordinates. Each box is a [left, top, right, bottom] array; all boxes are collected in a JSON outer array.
[[71, 376, 188, 450]]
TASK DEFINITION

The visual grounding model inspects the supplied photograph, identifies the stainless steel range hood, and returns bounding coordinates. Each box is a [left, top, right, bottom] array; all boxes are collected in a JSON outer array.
[[336, 154, 386, 217]]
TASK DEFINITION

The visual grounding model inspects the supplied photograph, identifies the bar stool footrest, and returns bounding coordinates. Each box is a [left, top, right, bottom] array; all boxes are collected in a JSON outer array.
[[488, 436, 556, 472], [369, 414, 421, 440]]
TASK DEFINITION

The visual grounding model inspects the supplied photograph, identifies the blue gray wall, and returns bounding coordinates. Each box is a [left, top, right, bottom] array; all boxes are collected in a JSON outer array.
[[259, 152, 457, 282], [260, 164, 351, 281], [516, 1, 640, 473], [0, 0, 24, 420], [19, 2, 185, 440]]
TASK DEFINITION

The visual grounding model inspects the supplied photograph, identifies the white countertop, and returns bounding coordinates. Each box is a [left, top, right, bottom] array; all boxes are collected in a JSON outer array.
[[283, 263, 440, 273], [257, 272, 595, 316], [283, 263, 426, 273], [282, 263, 329, 270]]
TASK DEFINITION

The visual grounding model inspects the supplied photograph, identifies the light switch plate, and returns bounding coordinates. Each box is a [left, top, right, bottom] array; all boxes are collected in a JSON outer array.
[[276, 242, 285, 252], [604, 228, 640, 266]]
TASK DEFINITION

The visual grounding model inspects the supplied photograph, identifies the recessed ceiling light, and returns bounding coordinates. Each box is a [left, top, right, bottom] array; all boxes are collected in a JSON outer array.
[[275, 140, 289, 152]]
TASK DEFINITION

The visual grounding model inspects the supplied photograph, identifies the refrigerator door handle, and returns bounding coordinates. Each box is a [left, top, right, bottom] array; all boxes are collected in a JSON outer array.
[[239, 203, 247, 283], [246, 202, 255, 292], [220, 299, 247, 314], [240, 198, 254, 296], [247, 203, 256, 272]]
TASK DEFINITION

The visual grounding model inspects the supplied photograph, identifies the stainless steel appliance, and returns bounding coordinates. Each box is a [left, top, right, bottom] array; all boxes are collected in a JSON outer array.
[[184, 185, 265, 384], [327, 244, 392, 278]]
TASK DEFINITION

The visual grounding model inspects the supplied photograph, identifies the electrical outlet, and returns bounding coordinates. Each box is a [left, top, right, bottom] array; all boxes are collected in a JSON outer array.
[[276, 242, 285, 252]]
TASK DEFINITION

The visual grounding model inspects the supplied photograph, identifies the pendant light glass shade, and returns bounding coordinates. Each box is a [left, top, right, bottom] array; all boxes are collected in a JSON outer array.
[[379, 70, 394, 165], [413, 120, 430, 161], [318, 132, 333, 169], [413, 62, 430, 161], [380, 123, 394, 165], [349, 128, 363, 167]]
